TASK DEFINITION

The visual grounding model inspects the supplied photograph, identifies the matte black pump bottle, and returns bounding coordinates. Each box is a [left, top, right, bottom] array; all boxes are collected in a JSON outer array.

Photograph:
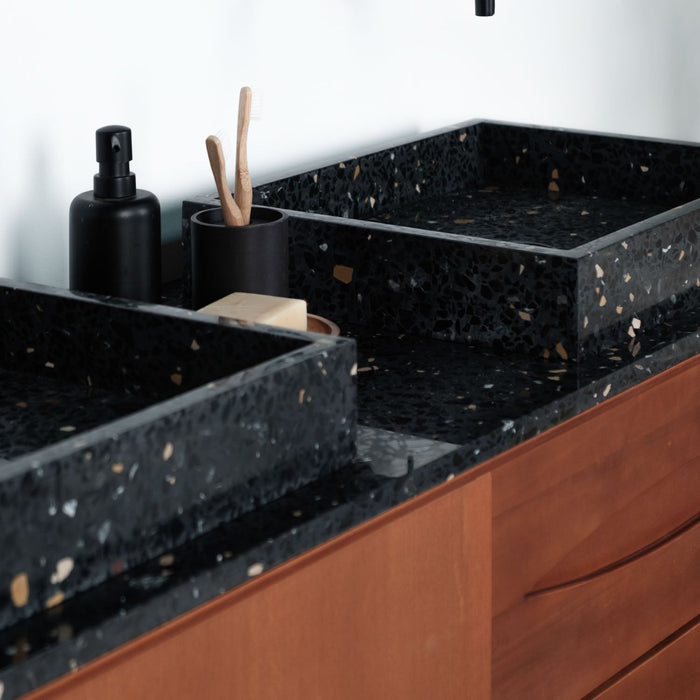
[[70, 125, 161, 302]]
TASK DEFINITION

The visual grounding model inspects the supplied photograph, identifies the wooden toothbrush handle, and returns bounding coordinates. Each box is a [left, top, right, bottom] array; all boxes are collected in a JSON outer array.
[[235, 86, 253, 226], [205, 135, 244, 227]]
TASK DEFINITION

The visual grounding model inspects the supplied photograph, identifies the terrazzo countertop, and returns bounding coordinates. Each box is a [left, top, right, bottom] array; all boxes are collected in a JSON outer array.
[[0, 291, 698, 699]]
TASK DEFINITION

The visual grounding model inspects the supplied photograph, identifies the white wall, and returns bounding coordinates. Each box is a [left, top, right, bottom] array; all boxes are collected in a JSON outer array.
[[1, 0, 699, 287]]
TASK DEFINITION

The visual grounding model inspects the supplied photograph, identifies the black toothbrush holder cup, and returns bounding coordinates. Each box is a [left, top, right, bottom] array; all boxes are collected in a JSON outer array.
[[190, 205, 289, 309]]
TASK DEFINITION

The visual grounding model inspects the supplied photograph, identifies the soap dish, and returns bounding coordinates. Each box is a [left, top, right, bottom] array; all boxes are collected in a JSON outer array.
[[308, 313, 340, 336]]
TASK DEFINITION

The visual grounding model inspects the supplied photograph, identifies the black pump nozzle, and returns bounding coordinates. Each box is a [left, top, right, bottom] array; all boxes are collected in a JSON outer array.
[[94, 125, 136, 198], [475, 0, 495, 16]]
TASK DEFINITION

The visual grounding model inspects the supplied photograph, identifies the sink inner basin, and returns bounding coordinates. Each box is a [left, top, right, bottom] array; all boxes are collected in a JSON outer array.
[[0, 366, 151, 461], [371, 186, 668, 250]]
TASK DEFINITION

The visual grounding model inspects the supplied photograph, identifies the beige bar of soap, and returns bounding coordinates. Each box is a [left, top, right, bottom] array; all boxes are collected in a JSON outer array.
[[198, 292, 308, 331]]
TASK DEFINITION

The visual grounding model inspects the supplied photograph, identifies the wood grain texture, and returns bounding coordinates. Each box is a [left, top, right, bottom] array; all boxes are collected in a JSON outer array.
[[491, 355, 700, 699], [234, 86, 253, 225], [26, 474, 492, 700], [493, 355, 700, 615], [493, 521, 700, 699], [585, 617, 700, 700], [205, 135, 243, 227]]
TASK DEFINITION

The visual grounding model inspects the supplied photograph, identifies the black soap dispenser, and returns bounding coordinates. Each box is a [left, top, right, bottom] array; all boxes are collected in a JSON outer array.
[[70, 125, 161, 302]]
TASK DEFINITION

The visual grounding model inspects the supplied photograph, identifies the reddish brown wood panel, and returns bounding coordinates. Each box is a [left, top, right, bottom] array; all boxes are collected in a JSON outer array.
[[588, 618, 700, 700], [493, 509, 700, 699], [490, 355, 700, 699], [492, 354, 700, 617], [26, 473, 492, 700]]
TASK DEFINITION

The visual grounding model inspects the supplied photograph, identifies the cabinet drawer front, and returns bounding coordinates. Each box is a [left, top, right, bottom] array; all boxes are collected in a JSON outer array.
[[493, 518, 700, 700], [589, 618, 700, 700], [493, 356, 700, 616]]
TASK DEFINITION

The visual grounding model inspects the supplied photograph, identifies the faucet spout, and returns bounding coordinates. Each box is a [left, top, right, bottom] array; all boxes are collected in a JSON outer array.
[[475, 0, 495, 16]]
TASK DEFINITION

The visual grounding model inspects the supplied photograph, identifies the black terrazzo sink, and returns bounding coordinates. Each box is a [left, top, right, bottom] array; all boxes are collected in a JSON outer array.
[[0, 279, 356, 628], [184, 121, 699, 361]]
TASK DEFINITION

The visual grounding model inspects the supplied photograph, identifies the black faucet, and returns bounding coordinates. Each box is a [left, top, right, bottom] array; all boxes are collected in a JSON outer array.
[[475, 0, 495, 16]]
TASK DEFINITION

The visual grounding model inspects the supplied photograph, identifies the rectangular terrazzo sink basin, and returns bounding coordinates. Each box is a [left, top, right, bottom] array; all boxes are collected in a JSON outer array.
[[0, 279, 355, 629], [184, 121, 699, 360]]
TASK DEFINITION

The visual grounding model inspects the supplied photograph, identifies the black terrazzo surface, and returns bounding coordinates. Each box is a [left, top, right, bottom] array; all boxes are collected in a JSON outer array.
[[348, 292, 700, 444], [3, 120, 700, 699], [369, 186, 669, 250], [0, 367, 150, 460], [254, 121, 699, 222], [0, 279, 356, 635]]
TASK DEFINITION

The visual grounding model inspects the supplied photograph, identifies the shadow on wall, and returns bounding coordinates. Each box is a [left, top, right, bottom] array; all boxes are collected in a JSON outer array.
[[161, 200, 185, 284], [12, 143, 67, 288], [601, 1, 699, 139], [666, 4, 700, 138]]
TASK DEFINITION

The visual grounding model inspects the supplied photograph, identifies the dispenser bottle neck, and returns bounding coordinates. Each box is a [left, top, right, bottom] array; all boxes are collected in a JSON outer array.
[[93, 125, 137, 198]]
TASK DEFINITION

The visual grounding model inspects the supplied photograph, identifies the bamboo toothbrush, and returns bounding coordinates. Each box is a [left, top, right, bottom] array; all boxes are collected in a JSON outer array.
[[205, 135, 244, 226], [234, 86, 253, 226]]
